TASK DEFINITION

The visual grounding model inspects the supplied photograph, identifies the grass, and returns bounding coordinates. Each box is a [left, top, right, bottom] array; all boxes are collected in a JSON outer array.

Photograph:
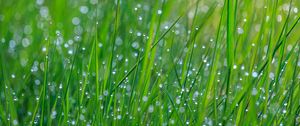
[[0, 0, 300, 125]]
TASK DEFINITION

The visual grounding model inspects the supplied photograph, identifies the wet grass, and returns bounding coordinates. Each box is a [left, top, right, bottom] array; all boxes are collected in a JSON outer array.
[[0, 0, 300, 125]]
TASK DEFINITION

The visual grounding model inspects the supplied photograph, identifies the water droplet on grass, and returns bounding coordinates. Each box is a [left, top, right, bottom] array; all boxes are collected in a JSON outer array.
[[237, 27, 244, 34], [117, 115, 122, 119], [72, 17, 80, 25], [13, 120, 18, 125], [24, 25, 32, 34], [170, 119, 175, 124], [35, 80, 40, 85], [293, 7, 298, 13], [9, 40, 16, 49], [138, 16, 142, 21], [71, 120, 75, 125], [233, 64, 237, 69], [283, 109, 287, 114], [142, 96, 148, 102], [252, 71, 258, 78], [251, 88, 258, 95], [186, 121, 190, 125], [116, 37, 123, 46], [22, 38, 31, 47], [157, 10, 162, 15], [179, 107, 185, 113], [36, 0, 44, 5], [51, 111, 57, 119], [277, 15, 282, 22], [131, 42, 139, 49], [104, 90, 109, 96], [74, 26, 83, 35], [68, 50, 73, 55], [11, 74, 15, 78], [80, 6, 89, 14], [40, 6, 49, 18], [176, 98, 180, 104], [269, 72, 274, 79], [59, 84, 63, 89], [148, 105, 154, 113], [42, 47, 47, 52], [90, 0, 98, 5], [164, 26, 169, 30]]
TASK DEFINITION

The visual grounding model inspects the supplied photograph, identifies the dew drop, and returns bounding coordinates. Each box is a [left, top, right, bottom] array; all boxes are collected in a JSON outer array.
[[251, 88, 258, 95], [157, 10, 162, 15], [13, 120, 18, 125], [117, 115, 122, 120], [90, 0, 98, 5], [9, 40, 16, 49], [176, 98, 180, 104], [148, 105, 154, 113], [179, 107, 185, 113], [294, 7, 298, 13], [252, 71, 258, 78], [131, 42, 139, 49], [72, 17, 80, 25], [22, 38, 31, 47], [40, 6, 49, 18], [80, 6, 89, 14], [277, 15, 282, 22], [42, 47, 47, 52], [24, 25, 32, 35], [142, 96, 148, 102], [36, 0, 44, 5], [104, 90, 109, 96], [237, 27, 244, 34]]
